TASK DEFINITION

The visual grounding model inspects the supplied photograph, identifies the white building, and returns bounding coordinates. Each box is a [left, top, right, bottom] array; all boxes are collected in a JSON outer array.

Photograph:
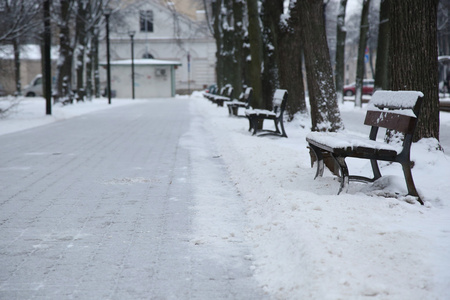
[[101, 0, 216, 95]]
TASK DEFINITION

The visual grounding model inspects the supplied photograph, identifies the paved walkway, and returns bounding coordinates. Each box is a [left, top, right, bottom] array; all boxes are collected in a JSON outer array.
[[0, 99, 266, 299]]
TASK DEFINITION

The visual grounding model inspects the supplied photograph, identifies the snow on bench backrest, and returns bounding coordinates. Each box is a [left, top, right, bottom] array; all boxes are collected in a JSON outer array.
[[369, 90, 423, 110], [365, 90, 423, 133], [245, 87, 253, 99], [273, 89, 288, 107]]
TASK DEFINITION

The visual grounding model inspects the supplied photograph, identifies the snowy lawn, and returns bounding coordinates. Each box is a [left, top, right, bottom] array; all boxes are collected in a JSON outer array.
[[1, 94, 450, 299]]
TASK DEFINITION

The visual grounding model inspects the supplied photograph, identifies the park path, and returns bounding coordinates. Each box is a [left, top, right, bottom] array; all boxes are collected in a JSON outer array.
[[0, 98, 266, 299]]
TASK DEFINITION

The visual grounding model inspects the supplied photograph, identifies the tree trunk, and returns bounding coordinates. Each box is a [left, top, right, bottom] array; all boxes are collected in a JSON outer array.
[[335, 0, 347, 103], [390, 0, 440, 141], [374, 0, 389, 91], [295, 0, 343, 132], [355, 0, 371, 107], [232, 0, 245, 97], [279, 1, 307, 119], [212, 0, 224, 90], [247, 0, 264, 109], [75, 0, 89, 102], [221, 0, 235, 95], [91, 25, 100, 98], [54, 0, 74, 104], [261, 0, 283, 109], [13, 38, 21, 96], [86, 34, 93, 100]]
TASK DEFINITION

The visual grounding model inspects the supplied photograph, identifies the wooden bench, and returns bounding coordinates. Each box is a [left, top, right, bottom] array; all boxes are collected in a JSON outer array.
[[203, 85, 218, 101], [245, 89, 288, 137], [306, 90, 424, 204], [211, 85, 233, 107], [227, 87, 253, 116]]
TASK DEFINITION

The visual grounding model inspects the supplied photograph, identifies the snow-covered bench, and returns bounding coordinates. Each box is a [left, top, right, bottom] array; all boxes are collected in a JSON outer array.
[[227, 87, 253, 116], [306, 90, 424, 204], [203, 85, 218, 100], [211, 85, 233, 107], [245, 89, 288, 137]]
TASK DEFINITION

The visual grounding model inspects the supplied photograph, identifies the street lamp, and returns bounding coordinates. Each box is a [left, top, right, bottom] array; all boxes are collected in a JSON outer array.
[[128, 30, 136, 99], [104, 8, 112, 105]]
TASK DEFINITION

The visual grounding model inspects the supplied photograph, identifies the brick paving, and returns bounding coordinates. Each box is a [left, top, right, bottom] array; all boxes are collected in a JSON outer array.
[[0, 99, 266, 299]]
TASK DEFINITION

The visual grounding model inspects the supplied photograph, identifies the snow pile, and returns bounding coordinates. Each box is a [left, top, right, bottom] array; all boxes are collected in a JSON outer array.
[[189, 91, 450, 299]]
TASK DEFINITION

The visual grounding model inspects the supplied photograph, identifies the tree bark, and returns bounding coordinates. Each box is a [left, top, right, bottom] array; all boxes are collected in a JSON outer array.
[[261, 0, 283, 109], [390, 0, 440, 141], [374, 0, 389, 91], [232, 0, 245, 97], [335, 0, 347, 103], [355, 0, 371, 107], [75, 0, 89, 102], [212, 0, 224, 90], [246, 0, 264, 108], [54, 0, 75, 104], [13, 37, 21, 96], [279, 0, 307, 119], [221, 0, 236, 96], [295, 0, 343, 131]]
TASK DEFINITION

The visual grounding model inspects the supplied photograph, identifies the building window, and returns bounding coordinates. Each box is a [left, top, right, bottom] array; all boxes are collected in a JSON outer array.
[[140, 10, 153, 32]]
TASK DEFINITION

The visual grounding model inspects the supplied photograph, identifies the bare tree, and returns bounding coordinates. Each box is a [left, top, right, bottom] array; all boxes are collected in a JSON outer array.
[[294, 0, 343, 132], [0, 0, 41, 96]]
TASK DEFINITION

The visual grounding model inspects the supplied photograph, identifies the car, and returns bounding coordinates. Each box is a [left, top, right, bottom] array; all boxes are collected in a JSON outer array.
[[23, 74, 43, 97], [343, 79, 374, 96], [205, 84, 217, 94]]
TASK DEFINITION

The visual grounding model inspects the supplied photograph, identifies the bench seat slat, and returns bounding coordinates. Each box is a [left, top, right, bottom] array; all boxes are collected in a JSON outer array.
[[306, 132, 401, 156]]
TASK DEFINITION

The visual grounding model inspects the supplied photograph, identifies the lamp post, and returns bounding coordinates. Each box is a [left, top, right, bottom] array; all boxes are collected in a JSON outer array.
[[104, 8, 112, 104], [128, 30, 136, 99], [43, 0, 51, 114]]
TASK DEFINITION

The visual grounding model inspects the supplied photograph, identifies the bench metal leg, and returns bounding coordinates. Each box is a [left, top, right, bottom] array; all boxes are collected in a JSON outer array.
[[370, 159, 382, 180], [333, 156, 349, 195], [247, 116, 252, 131], [279, 118, 287, 137], [401, 162, 424, 205], [251, 118, 259, 135], [308, 144, 325, 179]]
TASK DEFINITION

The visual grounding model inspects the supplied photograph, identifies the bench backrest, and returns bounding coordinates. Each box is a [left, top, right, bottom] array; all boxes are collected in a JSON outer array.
[[364, 90, 423, 144], [273, 89, 288, 116], [226, 86, 234, 98], [243, 87, 253, 103]]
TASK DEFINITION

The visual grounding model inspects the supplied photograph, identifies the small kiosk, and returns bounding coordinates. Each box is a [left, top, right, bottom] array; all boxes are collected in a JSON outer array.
[[103, 59, 182, 98]]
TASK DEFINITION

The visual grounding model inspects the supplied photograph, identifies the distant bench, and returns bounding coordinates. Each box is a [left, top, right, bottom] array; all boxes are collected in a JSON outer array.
[[227, 87, 253, 116], [306, 90, 424, 204], [245, 89, 288, 137]]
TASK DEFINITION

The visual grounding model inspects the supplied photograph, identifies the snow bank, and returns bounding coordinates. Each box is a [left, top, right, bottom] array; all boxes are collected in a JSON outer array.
[[189, 91, 450, 299]]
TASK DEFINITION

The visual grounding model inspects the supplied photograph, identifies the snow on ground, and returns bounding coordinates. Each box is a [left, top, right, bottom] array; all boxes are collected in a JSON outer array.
[[1, 94, 450, 299], [0, 96, 145, 136]]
